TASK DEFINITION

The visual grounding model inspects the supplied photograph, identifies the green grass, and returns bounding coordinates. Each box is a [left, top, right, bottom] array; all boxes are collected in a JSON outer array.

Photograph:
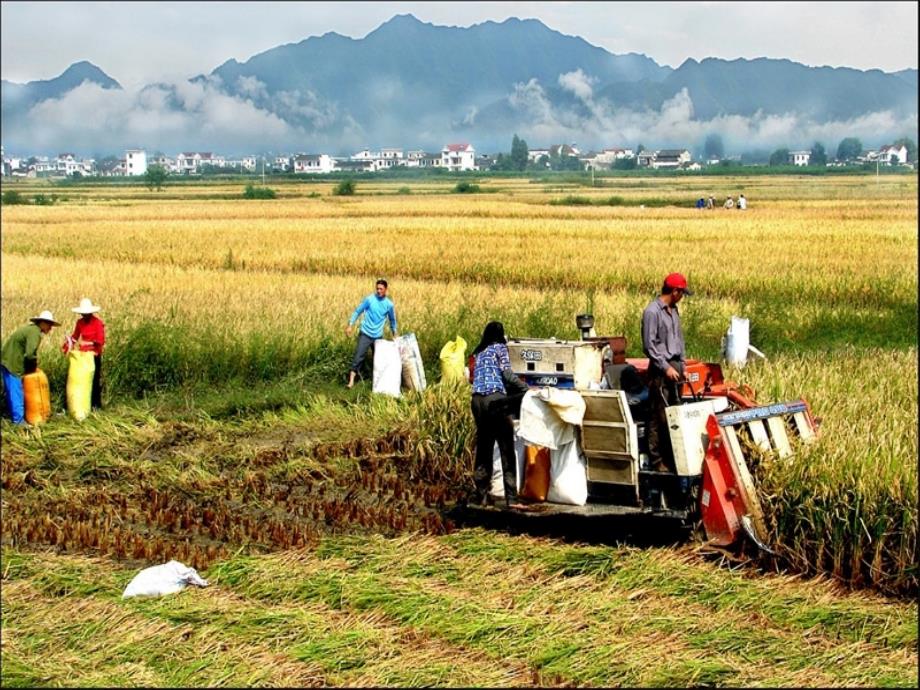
[[2, 537, 916, 687]]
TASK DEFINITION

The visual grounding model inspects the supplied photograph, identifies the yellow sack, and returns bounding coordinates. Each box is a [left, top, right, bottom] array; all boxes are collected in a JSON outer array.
[[439, 336, 467, 382], [66, 350, 95, 421], [23, 369, 51, 425]]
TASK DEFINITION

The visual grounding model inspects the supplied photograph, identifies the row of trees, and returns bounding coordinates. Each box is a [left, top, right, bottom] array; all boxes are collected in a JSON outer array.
[[492, 135, 587, 172]]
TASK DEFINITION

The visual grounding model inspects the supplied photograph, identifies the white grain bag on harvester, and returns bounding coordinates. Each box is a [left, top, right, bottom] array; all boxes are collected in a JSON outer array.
[[66, 349, 95, 421], [396, 332, 427, 392], [372, 339, 402, 397], [546, 439, 588, 506]]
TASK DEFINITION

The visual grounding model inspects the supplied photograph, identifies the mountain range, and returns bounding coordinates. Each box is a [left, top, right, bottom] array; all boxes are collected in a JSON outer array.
[[2, 14, 917, 155]]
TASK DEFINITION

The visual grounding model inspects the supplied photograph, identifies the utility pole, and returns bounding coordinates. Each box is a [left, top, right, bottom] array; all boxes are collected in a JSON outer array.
[[262, 157, 266, 186]]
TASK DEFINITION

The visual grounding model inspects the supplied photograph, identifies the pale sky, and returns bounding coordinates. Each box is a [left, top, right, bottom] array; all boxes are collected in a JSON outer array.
[[2, 1, 917, 88]]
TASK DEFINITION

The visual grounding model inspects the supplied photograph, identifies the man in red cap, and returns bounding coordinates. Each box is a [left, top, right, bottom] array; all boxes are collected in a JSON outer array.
[[641, 273, 693, 472]]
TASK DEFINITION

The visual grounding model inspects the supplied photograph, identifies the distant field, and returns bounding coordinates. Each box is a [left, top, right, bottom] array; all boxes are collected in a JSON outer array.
[[1, 173, 917, 686]]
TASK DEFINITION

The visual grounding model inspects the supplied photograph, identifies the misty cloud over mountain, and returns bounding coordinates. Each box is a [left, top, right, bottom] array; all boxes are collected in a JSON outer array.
[[2, 14, 917, 157]]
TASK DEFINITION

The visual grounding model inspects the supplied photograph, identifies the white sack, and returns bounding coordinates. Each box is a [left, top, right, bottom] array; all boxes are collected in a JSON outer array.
[[722, 315, 750, 367], [373, 339, 402, 397], [491, 420, 525, 498], [123, 560, 209, 598], [396, 333, 427, 392], [547, 439, 588, 506], [518, 388, 586, 450]]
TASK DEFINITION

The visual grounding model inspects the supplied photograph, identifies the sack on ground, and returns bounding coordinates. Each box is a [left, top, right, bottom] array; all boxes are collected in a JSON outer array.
[[372, 339, 402, 397], [546, 439, 588, 506], [396, 333, 427, 392], [23, 369, 51, 425], [122, 560, 209, 598], [439, 336, 467, 382], [66, 350, 95, 421]]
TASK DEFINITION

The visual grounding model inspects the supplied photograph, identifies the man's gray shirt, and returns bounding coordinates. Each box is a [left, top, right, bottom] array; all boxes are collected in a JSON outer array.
[[641, 297, 686, 374]]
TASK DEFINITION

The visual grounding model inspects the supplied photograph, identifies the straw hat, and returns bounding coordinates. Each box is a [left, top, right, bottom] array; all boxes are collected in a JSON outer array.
[[72, 297, 101, 314], [30, 310, 61, 326]]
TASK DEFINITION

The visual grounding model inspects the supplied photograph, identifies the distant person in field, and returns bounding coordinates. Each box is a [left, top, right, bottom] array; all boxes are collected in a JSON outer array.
[[706, 195, 715, 210], [345, 279, 397, 389], [737, 194, 747, 210], [723, 195, 735, 209], [63, 298, 106, 410], [641, 273, 692, 473], [695, 197, 705, 210], [1, 310, 60, 424]]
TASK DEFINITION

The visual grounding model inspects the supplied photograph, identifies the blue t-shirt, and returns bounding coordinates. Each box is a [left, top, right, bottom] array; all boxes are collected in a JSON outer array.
[[472, 343, 511, 395], [349, 294, 397, 338]]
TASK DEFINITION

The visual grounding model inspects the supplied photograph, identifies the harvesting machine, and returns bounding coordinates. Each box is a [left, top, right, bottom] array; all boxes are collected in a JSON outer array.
[[465, 315, 819, 552]]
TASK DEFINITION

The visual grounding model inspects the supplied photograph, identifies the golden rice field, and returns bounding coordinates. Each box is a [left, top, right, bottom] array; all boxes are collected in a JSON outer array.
[[1, 173, 917, 687]]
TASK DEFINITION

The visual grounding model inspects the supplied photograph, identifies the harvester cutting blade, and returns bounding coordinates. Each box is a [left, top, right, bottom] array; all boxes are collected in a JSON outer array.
[[741, 514, 776, 555]]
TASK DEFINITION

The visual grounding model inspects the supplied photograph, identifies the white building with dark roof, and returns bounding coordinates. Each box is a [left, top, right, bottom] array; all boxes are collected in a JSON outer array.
[[293, 154, 334, 174]]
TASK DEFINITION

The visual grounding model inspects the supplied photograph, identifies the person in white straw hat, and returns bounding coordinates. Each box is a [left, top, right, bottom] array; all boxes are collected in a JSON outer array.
[[1, 310, 60, 424], [65, 297, 106, 410]]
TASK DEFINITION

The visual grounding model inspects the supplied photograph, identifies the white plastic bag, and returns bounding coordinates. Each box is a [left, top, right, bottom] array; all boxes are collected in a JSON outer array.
[[547, 439, 588, 506], [491, 420, 525, 498], [722, 315, 750, 367], [397, 333, 427, 392], [372, 339, 402, 397], [122, 560, 209, 598]]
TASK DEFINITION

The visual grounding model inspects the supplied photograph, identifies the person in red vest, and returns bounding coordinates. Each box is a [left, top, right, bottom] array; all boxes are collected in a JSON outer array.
[[64, 298, 106, 410]]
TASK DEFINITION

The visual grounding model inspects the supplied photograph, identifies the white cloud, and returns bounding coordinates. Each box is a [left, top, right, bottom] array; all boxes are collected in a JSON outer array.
[[504, 78, 918, 152], [558, 68, 596, 102], [16, 79, 306, 154]]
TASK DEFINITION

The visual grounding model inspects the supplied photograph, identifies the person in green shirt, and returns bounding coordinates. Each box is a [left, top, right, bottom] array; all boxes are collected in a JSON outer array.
[[1, 310, 60, 424]]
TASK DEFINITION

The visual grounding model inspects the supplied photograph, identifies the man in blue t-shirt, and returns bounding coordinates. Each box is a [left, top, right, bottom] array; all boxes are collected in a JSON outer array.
[[346, 279, 398, 388]]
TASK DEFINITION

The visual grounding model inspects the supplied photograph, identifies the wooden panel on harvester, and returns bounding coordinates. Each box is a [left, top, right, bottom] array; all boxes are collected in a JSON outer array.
[[586, 454, 636, 485], [581, 391, 628, 423], [580, 390, 639, 487], [581, 423, 631, 454]]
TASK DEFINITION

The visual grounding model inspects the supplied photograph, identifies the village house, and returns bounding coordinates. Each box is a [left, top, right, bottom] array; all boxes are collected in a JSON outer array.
[[270, 155, 291, 172], [637, 150, 656, 167], [788, 150, 811, 166], [125, 149, 147, 176], [878, 144, 908, 165], [292, 154, 335, 174], [335, 158, 376, 173], [403, 150, 427, 168], [53, 153, 92, 176], [441, 143, 476, 171], [150, 154, 177, 173], [240, 156, 258, 172], [417, 153, 442, 169], [379, 148, 403, 167], [527, 148, 550, 163], [549, 144, 580, 158], [582, 147, 635, 169], [650, 149, 691, 169], [175, 152, 222, 174]]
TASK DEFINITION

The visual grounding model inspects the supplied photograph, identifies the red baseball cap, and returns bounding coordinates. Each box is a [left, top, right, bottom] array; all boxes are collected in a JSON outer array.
[[663, 272, 693, 295]]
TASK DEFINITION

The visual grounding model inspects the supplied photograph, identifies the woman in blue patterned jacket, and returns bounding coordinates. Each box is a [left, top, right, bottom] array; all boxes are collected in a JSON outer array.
[[469, 321, 526, 507]]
